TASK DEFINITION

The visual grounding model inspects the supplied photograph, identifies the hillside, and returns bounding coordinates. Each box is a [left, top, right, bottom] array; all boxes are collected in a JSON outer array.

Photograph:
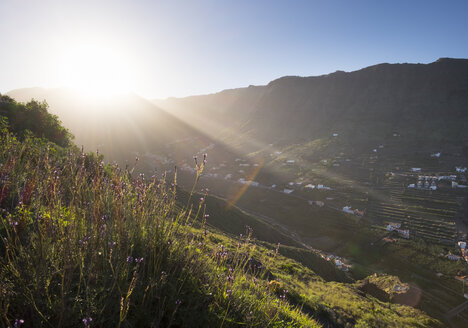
[[6, 88, 220, 170], [0, 97, 440, 327], [156, 58, 468, 149], [5, 60, 468, 326]]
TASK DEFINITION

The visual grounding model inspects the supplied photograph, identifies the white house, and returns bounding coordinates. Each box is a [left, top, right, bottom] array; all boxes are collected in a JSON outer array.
[[342, 206, 354, 214], [431, 152, 441, 158], [386, 222, 401, 231], [286, 160, 295, 164], [283, 189, 294, 194], [456, 167, 467, 173], [408, 183, 415, 188], [332, 133, 339, 137], [317, 184, 332, 190], [305, 184, 316, 189], [411, 168, 422, 172]]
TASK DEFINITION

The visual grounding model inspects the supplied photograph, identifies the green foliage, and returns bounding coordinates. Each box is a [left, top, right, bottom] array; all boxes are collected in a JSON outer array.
[[0, 126, 319, 327], [0, 123, 439, 327], [0, 94, 72, 147]]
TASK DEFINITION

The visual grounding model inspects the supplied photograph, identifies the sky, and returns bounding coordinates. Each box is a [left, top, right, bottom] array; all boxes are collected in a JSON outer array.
[[1, 0, 467, 99]]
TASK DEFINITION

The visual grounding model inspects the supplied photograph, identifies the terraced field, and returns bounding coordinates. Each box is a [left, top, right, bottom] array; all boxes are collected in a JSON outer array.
[[368, 174, 459, 244]]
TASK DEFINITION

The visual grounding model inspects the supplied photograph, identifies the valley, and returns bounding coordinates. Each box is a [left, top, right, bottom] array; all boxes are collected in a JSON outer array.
[[5, 58, 468, 326]]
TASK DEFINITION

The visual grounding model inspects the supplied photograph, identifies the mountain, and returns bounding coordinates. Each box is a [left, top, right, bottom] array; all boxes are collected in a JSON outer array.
[[155, 58, 468, 151]]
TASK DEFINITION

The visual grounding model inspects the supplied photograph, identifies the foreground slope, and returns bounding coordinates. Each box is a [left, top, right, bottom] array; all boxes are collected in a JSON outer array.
[[0, 97, 438, 327]]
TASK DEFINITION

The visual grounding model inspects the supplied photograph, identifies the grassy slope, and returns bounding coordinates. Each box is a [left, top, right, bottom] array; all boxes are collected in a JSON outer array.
[[0, 114, 439, 327]]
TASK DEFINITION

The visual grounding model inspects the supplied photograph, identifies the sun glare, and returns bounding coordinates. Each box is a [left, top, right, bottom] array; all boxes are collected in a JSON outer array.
[[59, 43, 134, 98]]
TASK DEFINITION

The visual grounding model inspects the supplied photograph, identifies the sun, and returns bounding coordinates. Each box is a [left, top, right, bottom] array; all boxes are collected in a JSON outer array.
[[59, 43, 134, 98]]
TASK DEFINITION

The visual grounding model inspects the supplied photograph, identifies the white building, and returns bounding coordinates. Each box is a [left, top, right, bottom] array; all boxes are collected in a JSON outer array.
[[386, 222, 401, 231], [447, 254, 462, 261], [342, 206, 354, 214]]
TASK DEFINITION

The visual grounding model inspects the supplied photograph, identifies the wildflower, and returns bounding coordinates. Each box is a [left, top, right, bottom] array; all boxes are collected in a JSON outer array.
[[108, 241, 116, 247], [13, 319, 24, 328], [82, 317, 92, 327], [175, 299, 182, 305], [275, 242, 281, 254], [126, 256, 133, 263], [135, 257, 144, 263]]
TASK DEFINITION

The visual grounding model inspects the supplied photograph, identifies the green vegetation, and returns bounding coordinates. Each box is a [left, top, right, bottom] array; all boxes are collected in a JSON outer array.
[[0, 95, 72, 147], [0, 101, 441, 327]]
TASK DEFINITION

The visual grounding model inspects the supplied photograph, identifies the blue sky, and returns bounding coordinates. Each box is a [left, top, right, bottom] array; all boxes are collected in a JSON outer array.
[[1, 0, 467, 98]]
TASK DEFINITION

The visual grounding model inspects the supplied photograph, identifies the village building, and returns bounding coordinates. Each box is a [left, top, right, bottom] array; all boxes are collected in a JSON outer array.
[[317, 184, 332, 190], [354, 209, 365, 216], [396, 229, 410, 239], [283, 189, 294, 194], [386, 222, 401, 231], [447, 254, 462, 261], [342, 206, 354, 215]]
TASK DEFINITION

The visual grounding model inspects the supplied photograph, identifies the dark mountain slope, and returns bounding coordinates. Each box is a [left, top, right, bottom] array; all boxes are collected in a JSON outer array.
[[157, 58, 468, 149]]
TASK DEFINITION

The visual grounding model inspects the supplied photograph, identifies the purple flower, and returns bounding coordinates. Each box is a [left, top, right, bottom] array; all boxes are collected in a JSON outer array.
[[126, 256, 133, 263], [82, 317, 92, 327], [135, 257, 144, 263], [175, 299, 182, 305], [14, 319, 24, 328]]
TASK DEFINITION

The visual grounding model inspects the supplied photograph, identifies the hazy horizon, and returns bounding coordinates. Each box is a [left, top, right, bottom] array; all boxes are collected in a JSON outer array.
[[2, 0, 468, 99]]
